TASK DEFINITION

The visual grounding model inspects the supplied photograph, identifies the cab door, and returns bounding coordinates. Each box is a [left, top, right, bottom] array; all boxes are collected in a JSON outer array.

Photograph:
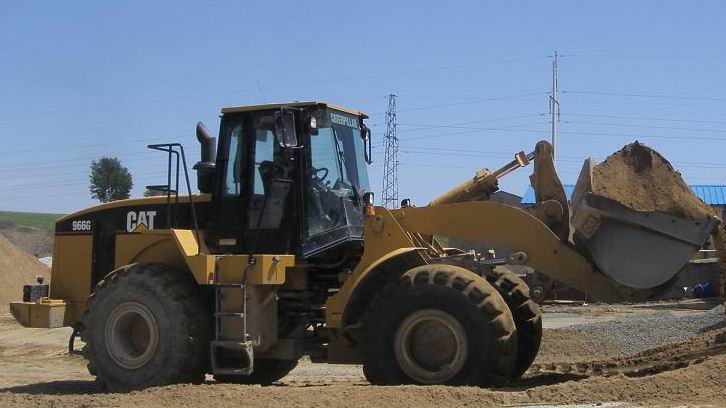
[[210, 111, 297, 254], [209, 114, 250, 252]]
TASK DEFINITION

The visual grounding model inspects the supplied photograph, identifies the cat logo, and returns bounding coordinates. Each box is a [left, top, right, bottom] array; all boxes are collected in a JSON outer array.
[[126, 210, 157, 233]]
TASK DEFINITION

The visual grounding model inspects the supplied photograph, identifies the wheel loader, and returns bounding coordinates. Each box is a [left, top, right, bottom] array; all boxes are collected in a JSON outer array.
[[9, 102, 720, 388]]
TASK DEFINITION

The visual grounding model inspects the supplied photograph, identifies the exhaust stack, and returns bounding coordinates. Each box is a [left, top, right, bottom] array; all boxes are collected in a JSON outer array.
[[193, 122, 216, 193]]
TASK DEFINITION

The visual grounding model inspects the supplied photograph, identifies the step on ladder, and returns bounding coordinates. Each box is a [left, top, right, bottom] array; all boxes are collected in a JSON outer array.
[[210, 257, 254, 376]]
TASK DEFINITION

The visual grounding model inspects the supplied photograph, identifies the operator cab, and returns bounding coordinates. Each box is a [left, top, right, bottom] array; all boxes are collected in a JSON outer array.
[[195, 102, 373, 259]]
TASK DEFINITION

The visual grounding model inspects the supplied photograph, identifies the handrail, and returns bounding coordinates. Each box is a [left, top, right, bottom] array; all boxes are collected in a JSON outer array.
[[147, 143, 201, 245]]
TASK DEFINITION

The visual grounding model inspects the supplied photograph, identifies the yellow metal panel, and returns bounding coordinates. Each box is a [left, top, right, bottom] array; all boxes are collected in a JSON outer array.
[[115, 230, 215, 284], [57, 194, 211, 222], [326, 208, 422, 327], [10, 301, 68, 328], [216, 255, 293, 285], [253, 255, 293, 285], [187, 255, 216, 284], [29, 301, 67, 328], [115, 233, 187, 272], [171, 229, 199, 256], [50, 235, 93, 322]]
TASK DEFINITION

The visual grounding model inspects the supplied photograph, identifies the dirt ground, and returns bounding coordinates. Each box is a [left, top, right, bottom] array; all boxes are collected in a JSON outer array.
[[1, 300, 724, 407]]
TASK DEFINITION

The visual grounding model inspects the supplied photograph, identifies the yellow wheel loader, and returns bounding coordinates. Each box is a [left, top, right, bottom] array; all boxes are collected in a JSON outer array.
[[10, 102, 719, 389]]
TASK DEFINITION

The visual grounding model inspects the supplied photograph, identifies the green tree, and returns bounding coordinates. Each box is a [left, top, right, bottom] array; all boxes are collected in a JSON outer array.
[[89, 157, 133, 202]]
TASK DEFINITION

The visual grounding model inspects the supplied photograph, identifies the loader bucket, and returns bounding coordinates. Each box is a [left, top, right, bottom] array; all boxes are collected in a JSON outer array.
[[571, 160, 719, 289]]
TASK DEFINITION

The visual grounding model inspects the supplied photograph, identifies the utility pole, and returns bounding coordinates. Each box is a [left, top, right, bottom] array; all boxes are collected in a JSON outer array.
[[381, 94, 399, 208], [549, 51, 559, 162]]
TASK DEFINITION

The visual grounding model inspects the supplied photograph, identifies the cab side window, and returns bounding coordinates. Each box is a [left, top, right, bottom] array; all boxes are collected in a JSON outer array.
[[253, 128, 276, 195], [223, 124, 244, 196], [248, 114, 288, 230]]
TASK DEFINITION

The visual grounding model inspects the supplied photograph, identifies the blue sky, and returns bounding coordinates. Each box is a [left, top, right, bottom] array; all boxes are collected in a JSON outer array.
[[1, 1, 725, 213]]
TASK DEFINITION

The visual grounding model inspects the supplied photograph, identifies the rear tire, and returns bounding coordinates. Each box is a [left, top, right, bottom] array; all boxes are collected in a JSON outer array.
[[361, 264, 517, 386], [81, 264, 210, 390], [214, 359, 298, 384], [486, 268, 542, 378]]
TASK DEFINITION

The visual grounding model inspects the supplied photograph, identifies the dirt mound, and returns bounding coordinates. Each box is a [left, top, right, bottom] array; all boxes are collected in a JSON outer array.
[[0, 235, 49, 309], [591, 142, 715, 220], [0, 227, 53, 258], [530, 325, 726, 377], [535, 329, 622, 364]]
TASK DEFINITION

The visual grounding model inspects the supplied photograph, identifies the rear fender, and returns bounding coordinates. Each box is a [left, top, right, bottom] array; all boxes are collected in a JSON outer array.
[[115, 229, 213, 284]]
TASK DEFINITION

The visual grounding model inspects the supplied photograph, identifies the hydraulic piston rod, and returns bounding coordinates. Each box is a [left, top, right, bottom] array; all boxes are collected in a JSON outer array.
[[429, 150, 534, 206]]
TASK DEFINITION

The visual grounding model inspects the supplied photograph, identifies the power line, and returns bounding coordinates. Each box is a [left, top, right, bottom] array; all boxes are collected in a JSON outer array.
[[397, 121, 549, 134], [562, 112, 726, 125], [0, 162, 169, 181], [0, 56, 547, 121], [558, 129, 726, 142], [396, 113, 545, 131], [397, 124, 551, 142], [564, 90, 726, 102], [566, 54, 726, 61], [381, 94, 399, 209], [0, 137, 175, 155], [391, 123, 726, 143], [562, 120, 726, 133], [1, 170, 169, 193], [396, 92, 546, 113]]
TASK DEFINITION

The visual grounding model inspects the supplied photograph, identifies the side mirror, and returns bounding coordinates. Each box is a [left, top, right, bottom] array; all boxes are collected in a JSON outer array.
[[363, 191, 375, 206], [275, 108, 299, 148], [306, 113, 319, 136], [362, 191, 375, 216], [361, 124, 373, 164]]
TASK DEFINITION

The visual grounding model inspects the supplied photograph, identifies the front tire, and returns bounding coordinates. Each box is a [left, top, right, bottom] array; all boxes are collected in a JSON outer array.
[[361, 264, 517, 386], [486, 268, 542, 378], [81, 264, 210, 390]]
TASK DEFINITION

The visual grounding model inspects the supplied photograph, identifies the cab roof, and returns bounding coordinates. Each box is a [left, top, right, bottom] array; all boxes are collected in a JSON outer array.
[[221, 101, 368, 119]]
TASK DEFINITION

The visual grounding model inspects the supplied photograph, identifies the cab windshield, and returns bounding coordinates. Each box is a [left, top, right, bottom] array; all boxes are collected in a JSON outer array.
[[306, 109, 370, 238], [309, 109, 370, 198]]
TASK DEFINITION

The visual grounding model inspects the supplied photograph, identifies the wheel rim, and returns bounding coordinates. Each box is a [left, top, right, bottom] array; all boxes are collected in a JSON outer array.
[[105, 301, 159, 370], [394, 309, 468, 384]]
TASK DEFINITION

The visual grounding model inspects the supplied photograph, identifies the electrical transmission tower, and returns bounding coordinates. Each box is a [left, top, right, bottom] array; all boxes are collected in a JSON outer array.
[[381, 94, 399, 208]]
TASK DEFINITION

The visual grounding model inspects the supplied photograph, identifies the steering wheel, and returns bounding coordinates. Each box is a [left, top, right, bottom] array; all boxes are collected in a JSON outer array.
[[311, 166, 329, 182]]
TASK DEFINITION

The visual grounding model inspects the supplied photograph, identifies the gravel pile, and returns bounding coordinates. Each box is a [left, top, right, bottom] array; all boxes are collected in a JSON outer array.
[[567, 304, 725, 356]]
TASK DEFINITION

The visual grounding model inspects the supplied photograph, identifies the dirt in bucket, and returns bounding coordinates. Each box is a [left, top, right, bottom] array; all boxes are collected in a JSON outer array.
[[591, 142, 715, 220], [591, 141, 726, 300]]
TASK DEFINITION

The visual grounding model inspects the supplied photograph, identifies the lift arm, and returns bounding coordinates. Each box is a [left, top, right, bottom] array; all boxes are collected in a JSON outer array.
[[391, 201, 624, 302]]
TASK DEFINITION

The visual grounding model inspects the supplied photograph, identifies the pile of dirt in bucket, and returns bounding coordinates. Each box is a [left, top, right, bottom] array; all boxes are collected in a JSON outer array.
[[588, 141, 726, 300], [591, 142, 715, 220], [0, 234, 49, 309]]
